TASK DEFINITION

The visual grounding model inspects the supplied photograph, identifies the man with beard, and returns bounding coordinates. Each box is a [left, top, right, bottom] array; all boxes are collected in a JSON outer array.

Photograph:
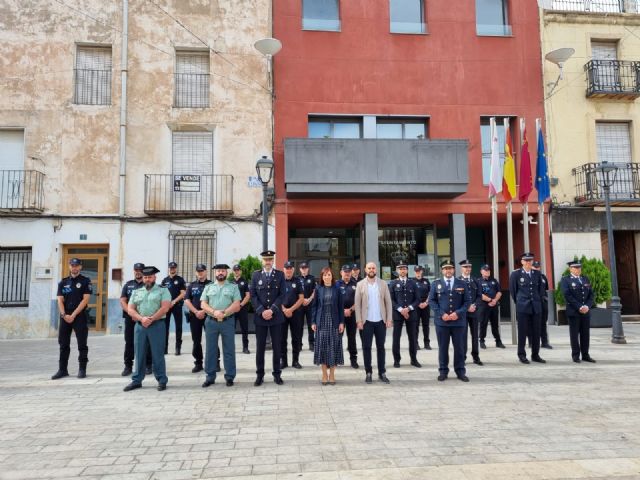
[[184, 264, 213, 374], [120, 262, 152, 377], [200, 264, 241, 387], [51, 258, 92, 380], [390, 262, 421, 369], [124, 266, 171, 391]]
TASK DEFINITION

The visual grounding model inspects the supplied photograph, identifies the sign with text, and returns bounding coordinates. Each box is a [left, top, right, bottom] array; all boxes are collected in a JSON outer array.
[[174, 175, 200, 192]]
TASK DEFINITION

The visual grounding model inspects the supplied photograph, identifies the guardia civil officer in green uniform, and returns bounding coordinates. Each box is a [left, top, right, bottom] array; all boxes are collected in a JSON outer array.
[[124, 266, 171, 391], [52, 257, 92, 380], [200, 264, 241, 387]]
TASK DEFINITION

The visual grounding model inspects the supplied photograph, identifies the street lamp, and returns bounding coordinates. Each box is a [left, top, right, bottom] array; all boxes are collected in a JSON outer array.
[[594, 160, 626, 344], [256, 155, 274, 251]]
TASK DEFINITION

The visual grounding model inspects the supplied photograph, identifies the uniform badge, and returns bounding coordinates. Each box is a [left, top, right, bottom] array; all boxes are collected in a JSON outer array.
[[352, 285, 356, 290], [520, 278, 525, 283], [307, 279, 311, 284], [258, 280, 263, 286], [292, 283, 297, 288], [437, 284, 442, 290], [174, 280, 178, 285], [571, 282, 576, 287], [240, 282, 244, 286], [396, 284, 401, 289], [76, 282, 81, 288]]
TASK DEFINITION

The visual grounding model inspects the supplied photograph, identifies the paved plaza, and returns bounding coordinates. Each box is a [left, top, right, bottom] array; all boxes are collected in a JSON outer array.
[[1, 324, 639, 480]]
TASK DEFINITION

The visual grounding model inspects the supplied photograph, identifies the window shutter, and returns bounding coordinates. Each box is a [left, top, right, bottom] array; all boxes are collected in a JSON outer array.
[[175, 52, 210, 107], [74, 46, 112, 105]]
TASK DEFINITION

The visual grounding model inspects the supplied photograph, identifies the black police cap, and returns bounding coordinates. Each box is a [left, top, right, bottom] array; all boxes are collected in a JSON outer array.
[[168, 261, 178, 268], [69, 257, 82, 266], [414, 265, 424, 272], [260, 250, 276, 258], [532, 261, 541, 268], [396, 262, 408, 268], [352, 263, 360, 270], [440, 259, 454, 269], [133, 262, 145, 270], [232, 264, 241, 271], [299, 261, 309, 268], [195, 263, 207, 271], [567, 260, 581, 268], [520, 252, 535, 261], [212, 263, 230, 270], [341, 264, 352, 272], [480, 264, 491, 271], [459, 259, 472, 267], [283, 261, 294, 268], [142, 266, 160, 275]]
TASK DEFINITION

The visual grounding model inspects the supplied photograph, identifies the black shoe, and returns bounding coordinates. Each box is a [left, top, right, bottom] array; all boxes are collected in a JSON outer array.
[[519, 357, 530, 364], [473, 357, 484, 366], [582, 356, 597, 363], [365, 373, 372, 384], [573, 357, 581, 363], [350, 359, 359, 369], [274, 375, 284, 385], [192, 364, 203, 373], [496, 341, 506, 349], [411, 360, 422, 368], [216, 361, 221, 373], [393, 361, 401, 368], [145, 366, 152, 375], [532, 356, 546, 364], [457, 374, 470, 382], [175, 347, 181, 356], [243, 348, 250, 354], [254, 376, 264, 387], [378, 374, 390, 384], [542, 343, 553, 349], [121, 366, 132, 376], [51, 370, 69, 380], [77, 369, 86, 379], [424, 342, 432, 350], [202, 379, 215, 388], [123, 382, 142, 392], [226, 379, 234, 387], [292, 361, 302, 369], [157, 384, 166, 391], [480, 340, 486, 349], [437, 374, 447, 381]]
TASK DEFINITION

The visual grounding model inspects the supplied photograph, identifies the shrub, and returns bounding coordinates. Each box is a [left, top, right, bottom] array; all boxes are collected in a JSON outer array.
[[554, 255, 612, 306]]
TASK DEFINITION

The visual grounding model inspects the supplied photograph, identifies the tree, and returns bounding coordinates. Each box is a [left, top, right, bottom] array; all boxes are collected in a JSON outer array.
[[554, 255, 612, 306]]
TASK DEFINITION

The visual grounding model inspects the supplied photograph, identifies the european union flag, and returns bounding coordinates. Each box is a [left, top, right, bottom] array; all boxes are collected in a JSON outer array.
[[535, 127, 550, 203]]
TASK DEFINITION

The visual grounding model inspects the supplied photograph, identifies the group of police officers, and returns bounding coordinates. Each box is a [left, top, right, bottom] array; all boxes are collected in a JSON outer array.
[[51, 249, 597, 389]]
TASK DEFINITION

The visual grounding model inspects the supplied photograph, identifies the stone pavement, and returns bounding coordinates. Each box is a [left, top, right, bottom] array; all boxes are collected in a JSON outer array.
[[1, 324, 640, 480]]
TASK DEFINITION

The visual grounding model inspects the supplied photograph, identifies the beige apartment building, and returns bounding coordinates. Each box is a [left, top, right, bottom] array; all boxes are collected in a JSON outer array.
[[0, 0, 274, 337], [540, 0, 640, 315]]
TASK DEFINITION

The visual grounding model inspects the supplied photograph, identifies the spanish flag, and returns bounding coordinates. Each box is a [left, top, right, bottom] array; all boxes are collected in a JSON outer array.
[[502, 125, 517, 202]]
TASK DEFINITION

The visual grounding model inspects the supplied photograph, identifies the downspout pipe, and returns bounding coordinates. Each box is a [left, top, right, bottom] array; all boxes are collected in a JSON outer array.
[[118, 0, 128, 217]]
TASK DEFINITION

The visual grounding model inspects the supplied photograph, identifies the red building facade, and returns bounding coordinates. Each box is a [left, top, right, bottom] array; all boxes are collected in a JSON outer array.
[[273, 0, 548, 283]]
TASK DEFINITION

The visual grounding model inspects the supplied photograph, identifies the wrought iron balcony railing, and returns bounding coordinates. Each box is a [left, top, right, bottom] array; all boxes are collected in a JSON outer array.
[[572, 162, 640, 206], [144, 174, 233, 216], [546, 0, 638, 13], [0, 170, 45, 213], [585, 60, 640, 99]]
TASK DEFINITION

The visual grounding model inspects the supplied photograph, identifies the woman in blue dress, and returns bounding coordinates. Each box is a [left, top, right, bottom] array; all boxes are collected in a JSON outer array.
[[311, 266, 345, 385]]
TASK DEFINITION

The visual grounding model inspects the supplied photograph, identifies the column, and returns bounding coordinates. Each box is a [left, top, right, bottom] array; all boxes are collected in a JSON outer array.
[[364, 213, 379, 267], [449, 213, 467, 274]]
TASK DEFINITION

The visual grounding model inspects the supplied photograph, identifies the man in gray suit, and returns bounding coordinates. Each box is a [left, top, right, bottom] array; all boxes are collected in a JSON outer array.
[[354, 262, 393, 384]]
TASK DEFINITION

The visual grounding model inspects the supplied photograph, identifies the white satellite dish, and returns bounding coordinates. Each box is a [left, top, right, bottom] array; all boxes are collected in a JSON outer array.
[[545, 48, 575, 67], [254, 38, 282, 56]]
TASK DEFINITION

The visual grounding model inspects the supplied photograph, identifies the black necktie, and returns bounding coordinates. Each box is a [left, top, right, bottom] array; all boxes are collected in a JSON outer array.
[[447, 280, 451, 290]]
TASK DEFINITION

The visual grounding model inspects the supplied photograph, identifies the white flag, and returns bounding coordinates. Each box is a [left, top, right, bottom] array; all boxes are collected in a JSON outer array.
[[488, 118, 503, 197]]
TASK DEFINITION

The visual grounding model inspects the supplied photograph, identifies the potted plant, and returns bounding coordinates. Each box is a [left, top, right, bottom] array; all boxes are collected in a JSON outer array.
[[229, 255, 263, 333], [554, 255, 613, 328]]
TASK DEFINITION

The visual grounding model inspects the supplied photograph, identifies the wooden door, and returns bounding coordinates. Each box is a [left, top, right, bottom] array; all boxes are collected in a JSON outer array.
[[614, 231, 640, 315]]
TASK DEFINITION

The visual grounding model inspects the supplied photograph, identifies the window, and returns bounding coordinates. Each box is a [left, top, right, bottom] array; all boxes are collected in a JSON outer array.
[[169, 231, 216, 280], [390, 0, 426, 34], [0, 247, 31, 307], [376, 118, 427, 139], [308, 117, 362, 138], [596, 122, 633, 197], [476, 0, 511, 36], [171, 131, 218, 211], [302, 0, 340, 31], [591, 41, 620, 91], [74, 46, 112, 105], [174, 51, 210, 108], [480, 117, 511, 186]]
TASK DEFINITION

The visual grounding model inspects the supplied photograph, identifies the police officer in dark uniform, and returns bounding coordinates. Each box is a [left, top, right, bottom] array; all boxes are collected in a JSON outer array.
[[231, 264, 251, 354], [336, 264, 360, 369], [161, 262, 186, 355], [459, 259, 483, 366], [477, 264, 505, 349], [250, 250, 287, 386], [509, 252, 546, 364], [298, 261, 316, 351], [414, 265, 431, 350], [428, 259, 471, 382], [560, 260, 596, 363], [351, 263, 362, 282], [390, 262, 421, 368], [184, 263, 213, 373], [280, 261, 304, 369], [532, 261, 553, 349], [120, 262, 152, 377], [52, 257, 92, 380]]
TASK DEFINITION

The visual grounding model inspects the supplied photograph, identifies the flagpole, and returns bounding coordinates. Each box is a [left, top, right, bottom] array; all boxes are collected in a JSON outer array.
[[490, 117, 500, 284], [505, 118, 516, 344], [520, 118, 530, 252]]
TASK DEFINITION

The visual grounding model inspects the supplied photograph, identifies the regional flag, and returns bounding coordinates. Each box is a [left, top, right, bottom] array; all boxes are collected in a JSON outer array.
[[518, 128, 533, 203], [488, 120, 503, 197], [502, 125, 517, 202], [535, 127, 551, 203]]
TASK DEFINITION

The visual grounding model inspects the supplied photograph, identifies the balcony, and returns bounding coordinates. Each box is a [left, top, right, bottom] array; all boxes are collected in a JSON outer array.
[[0, 170, 45, 214], [585, 60, 640, 99], [144, 174, 233, 216], [284, 138, 468, 197], [572, 162, 640, 206], [544, 0, 639, 13]]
